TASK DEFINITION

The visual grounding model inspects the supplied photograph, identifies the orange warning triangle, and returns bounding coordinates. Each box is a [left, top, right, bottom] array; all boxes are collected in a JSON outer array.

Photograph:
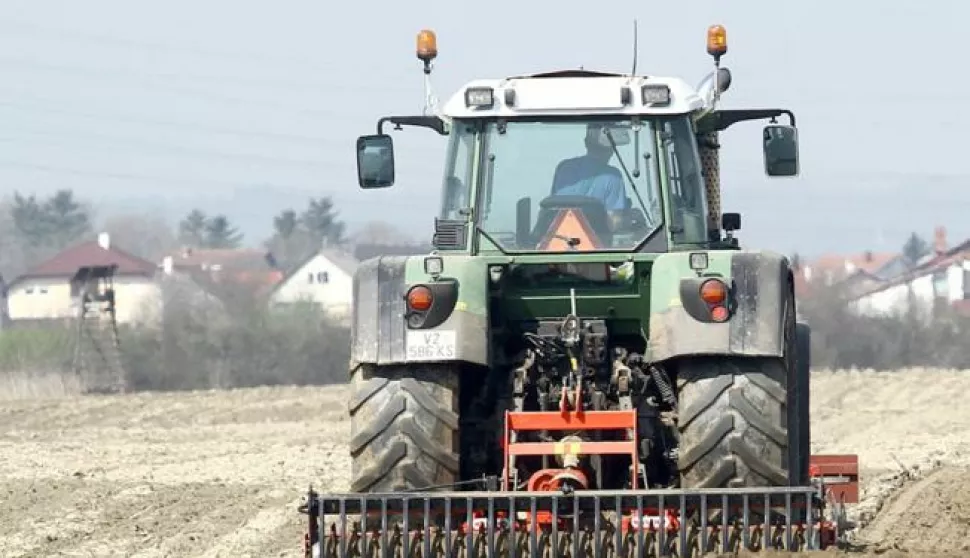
[[537, 208, 603, 251]]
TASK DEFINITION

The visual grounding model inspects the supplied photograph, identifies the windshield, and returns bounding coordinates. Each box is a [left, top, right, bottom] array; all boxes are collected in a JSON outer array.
[[477, 117, 663, 252]]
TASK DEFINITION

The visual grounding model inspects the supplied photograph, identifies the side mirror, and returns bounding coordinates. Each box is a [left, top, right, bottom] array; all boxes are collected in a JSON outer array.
[[721, 212, 741, 232], [356, 134, 395, 189], [762, 125, 799, 177]]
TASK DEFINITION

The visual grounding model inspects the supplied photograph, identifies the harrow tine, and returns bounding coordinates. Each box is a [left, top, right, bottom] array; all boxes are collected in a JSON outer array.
[[720, 494, 728, 554], [785, 493, 792, 550], [678, 493, 687, 558], [425, 499, 432, 558], [588, 500, 603, 558], [465, 496, 472, 558], [635, 494, 643, 558], [305, 486, 847, 558], [699, 493, 708, 553], [762, 493, 770, 551], [509, 496, 516, 558], [572, 494, 580, 558], [381, 499, 388, 558]]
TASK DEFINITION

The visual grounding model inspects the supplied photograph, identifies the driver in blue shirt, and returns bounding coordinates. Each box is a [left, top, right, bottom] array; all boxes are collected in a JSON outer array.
[[550, 123, 630, 229]]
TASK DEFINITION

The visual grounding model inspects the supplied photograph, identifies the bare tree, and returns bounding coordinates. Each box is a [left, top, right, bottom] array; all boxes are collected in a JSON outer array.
[[99, 211, 179, 261], [351, 220, 419, 246], [0, 198, 27, 279]]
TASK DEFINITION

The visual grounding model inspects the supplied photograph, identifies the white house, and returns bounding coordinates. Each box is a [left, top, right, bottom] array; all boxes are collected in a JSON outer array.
[[5, 233, 163, 325], [268, 249, 358, 323], [851, 246, 970, 318]]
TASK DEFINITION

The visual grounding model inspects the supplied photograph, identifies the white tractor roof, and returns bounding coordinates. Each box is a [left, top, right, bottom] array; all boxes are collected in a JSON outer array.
[[441, 70, 707, 119]]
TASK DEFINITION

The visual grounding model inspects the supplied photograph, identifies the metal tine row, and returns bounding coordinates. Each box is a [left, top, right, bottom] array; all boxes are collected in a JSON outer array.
[[318, 489, 822, 558]]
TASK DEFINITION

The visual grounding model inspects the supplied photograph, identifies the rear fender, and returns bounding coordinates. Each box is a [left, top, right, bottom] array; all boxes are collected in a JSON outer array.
[[647, 250, 794, 361], [350, 255, 489, 368]]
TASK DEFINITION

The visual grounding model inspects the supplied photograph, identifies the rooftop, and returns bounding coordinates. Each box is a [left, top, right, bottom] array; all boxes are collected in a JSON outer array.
[[165, 247, 278, 271], [11, 234, 156, 286]]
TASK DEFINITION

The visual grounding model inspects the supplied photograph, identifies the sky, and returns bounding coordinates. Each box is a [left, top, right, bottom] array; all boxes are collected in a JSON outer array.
[[0, 1, 966, 259]]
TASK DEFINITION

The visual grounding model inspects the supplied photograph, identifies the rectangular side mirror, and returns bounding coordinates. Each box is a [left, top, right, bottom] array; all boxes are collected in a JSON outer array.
[[762, 124, 799, 177], [356, 134, 395, 188], [721, 212, 741, 231]]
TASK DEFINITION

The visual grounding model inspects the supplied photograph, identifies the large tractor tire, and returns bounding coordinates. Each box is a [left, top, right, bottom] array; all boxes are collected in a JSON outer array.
[[676, 294, 796, 489], [348, 363, 460, 493], [792, 322, 812, 485]]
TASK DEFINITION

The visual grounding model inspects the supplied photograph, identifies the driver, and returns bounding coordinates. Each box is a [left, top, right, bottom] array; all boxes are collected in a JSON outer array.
[[550, 123, 631, 227]]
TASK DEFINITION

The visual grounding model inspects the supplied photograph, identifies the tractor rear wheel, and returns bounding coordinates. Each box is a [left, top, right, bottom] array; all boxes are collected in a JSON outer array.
[[676, 294, 795, 489], [348, 363, 460, 492], [792, 322, 812, 486]]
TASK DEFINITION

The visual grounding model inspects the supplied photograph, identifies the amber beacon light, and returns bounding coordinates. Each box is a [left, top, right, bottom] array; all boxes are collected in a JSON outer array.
[[706, 24, 727, 60], [416, 29, 438, 62]]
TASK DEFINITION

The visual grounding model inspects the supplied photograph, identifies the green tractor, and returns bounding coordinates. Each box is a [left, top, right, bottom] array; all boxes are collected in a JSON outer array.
[[302, 25, 859, 558]]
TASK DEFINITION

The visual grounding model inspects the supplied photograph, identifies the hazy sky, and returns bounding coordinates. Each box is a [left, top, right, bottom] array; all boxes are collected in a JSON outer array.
[[0, 1, 966, 258]]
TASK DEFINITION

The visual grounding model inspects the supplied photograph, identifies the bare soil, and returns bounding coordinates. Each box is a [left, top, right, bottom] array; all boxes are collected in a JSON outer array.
[[1, 367, 969, 557]]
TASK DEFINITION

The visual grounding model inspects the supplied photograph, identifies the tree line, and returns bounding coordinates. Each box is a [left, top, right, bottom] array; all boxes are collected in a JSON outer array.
[[799, 279, 970, 371], [1, 189, 963, 394], [0, 188, 429, 280], [0, 188, 432, 393]]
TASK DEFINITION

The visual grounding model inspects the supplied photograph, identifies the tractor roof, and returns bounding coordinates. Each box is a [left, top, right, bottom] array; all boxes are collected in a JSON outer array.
[[441, 69, 706, 119]]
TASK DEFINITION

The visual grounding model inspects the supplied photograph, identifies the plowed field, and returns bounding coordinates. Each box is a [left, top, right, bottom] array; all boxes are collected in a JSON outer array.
[[1, 367, 969, 557]]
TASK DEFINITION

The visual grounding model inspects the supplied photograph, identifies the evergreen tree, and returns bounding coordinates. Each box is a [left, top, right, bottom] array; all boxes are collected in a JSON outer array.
[[178, 209, 208, 247], [300, 196, 346, 247], [203, 215, 243, 249], [902, 232, 931, 266]]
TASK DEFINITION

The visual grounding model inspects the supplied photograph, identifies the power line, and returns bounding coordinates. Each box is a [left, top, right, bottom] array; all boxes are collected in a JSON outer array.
[[0, 54, 415, 95], [0, 18, 359, 71], [0, 56, 345, 118], [0, 127, 330, 168], [0, 159, 437, 210], [0, 97, 332, 143]]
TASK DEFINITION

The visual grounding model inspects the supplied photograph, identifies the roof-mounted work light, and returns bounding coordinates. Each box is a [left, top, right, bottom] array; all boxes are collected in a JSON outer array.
[[465, 87, 494, 108], [641, 84, 670, 106]]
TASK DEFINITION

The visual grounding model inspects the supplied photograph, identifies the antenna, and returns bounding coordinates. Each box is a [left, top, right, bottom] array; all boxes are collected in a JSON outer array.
[[630, 19, 639, 76]]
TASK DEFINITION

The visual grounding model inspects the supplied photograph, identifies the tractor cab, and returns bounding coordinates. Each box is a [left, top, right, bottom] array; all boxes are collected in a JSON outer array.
[[355, 27, 801, 257]]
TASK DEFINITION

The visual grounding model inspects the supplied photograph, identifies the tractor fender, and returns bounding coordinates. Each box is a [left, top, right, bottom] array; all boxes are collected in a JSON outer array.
[[647, 250, 794, 362], [350, 255, 489, 368]]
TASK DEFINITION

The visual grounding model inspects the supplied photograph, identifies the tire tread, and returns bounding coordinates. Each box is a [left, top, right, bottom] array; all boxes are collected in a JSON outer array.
[[348, 363, 459, 493]]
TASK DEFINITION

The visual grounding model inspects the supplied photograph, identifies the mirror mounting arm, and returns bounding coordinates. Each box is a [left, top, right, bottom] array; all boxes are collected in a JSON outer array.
[[377, 115, 448, 136], [696, 108, 796, 134]]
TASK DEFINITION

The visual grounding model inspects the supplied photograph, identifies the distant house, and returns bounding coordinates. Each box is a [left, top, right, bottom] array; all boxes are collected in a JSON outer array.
[[160, 247, 284, 301], [851, 236, 970, 317], [793, 250, 911, 303], [268, 248, 358, 322], [5, 233, 161, 324]]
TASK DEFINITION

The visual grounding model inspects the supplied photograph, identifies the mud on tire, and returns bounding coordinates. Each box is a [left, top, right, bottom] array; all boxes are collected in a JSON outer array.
[[348, 363, 460, 493]]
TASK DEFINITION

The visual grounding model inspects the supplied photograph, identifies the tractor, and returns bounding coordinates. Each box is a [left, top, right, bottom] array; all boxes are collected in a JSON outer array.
[[301, 25, 860, 557]]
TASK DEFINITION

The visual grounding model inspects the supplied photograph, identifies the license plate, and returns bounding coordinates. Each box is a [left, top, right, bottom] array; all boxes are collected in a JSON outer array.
[[405, 330, 457, 361]]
